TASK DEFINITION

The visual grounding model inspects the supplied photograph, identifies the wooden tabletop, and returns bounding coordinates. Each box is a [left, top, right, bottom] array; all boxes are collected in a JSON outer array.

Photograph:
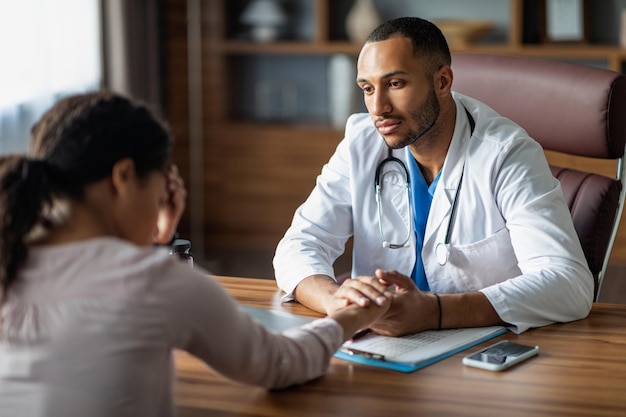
[[174, 276, 626, 417]]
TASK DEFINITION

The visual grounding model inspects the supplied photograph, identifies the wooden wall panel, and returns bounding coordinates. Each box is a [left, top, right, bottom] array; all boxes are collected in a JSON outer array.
[[163, 0, 191, 238], [203, 125, 343, 249]]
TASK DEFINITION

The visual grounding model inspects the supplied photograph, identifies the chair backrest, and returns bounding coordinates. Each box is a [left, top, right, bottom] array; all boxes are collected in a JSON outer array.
[[451, 53, 626, 301]]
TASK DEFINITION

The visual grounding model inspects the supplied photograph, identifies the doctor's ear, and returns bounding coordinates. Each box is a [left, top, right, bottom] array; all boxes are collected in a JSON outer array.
[[435, 65, 453, 96]]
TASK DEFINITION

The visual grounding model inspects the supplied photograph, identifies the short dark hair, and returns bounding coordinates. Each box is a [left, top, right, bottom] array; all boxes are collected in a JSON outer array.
[[367, 17, 451, 75]]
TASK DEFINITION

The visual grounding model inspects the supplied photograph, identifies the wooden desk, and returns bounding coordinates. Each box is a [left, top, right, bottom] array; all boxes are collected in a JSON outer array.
[[174, 277, 626, 417]]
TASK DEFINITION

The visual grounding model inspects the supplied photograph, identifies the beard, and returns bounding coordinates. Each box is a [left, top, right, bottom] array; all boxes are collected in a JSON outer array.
[[388, 85, 441, 150]]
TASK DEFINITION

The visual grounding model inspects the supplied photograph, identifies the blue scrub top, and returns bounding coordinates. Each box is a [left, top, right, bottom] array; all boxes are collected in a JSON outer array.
[[407, 150, 440, 291]]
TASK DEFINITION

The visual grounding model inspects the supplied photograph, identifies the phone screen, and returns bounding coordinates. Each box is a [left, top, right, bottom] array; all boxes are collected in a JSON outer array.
[[463, 341, 539, 371]]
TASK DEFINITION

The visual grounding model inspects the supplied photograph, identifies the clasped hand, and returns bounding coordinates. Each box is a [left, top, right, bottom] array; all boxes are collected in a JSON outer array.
[[330, 269, 436, 337]]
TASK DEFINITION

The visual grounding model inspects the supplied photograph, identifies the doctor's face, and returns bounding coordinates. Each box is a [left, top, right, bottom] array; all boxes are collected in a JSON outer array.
[[357, 36, 441, 150]]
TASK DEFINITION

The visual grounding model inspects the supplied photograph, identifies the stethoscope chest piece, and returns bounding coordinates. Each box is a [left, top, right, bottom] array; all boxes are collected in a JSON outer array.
[[436, 242, 449, 266]]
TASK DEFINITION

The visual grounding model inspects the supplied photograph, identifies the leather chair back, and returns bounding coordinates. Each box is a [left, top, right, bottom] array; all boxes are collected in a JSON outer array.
[[451, 53, 626, 300]]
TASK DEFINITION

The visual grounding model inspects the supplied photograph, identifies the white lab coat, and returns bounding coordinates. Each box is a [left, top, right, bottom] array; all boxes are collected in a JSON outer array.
[[274, 93, 593, 333]]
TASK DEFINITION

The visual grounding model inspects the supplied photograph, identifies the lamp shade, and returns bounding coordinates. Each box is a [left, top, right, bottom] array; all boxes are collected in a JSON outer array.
[[240, 0, 286, 26]]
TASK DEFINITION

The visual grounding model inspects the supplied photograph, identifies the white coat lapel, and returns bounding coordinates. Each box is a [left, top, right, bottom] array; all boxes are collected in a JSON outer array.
[[424, 103, 473, 247], [426, 157, 463, 244]]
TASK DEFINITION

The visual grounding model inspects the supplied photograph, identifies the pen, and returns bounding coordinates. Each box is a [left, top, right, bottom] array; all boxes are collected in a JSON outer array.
[[340, 346, 385, 361]]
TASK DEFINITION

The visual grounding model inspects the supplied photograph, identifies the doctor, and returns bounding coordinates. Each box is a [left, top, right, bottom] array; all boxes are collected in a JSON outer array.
[[273, 17, 593, 336]]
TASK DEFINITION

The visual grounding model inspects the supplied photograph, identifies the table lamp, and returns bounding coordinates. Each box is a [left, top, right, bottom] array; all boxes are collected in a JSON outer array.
[[240, 0, 286, 42]]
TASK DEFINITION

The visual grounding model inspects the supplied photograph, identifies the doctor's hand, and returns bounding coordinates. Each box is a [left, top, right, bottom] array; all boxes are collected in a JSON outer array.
[[367, 269, 440, 337], [154, 164, 187, 245]]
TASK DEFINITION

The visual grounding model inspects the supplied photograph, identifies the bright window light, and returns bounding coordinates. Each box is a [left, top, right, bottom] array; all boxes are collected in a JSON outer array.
[[0, 0, 101, 153]]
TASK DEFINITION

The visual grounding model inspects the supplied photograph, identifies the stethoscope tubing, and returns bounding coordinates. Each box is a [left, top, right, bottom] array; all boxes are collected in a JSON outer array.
[[435, 169, 464, 265], [375, 107, 476, 266], [375, 147, 412, 249]]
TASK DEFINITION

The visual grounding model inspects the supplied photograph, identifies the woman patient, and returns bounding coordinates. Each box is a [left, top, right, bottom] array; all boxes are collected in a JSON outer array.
[[0, 91, 390, 416]]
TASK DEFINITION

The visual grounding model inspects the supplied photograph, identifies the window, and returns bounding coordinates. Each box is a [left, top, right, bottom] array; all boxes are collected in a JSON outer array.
[[0, 0, 101, 154]]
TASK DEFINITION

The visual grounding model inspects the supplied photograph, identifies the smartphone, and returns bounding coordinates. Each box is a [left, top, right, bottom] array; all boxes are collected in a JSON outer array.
[[462, 340, 539, 371]]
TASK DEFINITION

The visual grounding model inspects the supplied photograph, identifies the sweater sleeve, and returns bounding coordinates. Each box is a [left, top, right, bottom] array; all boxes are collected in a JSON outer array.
[[156, 264, 344, 389]]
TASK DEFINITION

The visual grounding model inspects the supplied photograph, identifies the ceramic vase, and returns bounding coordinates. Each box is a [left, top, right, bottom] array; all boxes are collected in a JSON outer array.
[[328, 54, 361, 130], [345, 0, 382, 43]]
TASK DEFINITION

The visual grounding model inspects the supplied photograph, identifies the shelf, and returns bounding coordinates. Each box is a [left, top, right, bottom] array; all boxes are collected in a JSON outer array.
[[217, 40, 362, 55], [218, 40, 517, 56], [218, 39, 626, 56], [213, 0, 626, 131], [212, 120, 344, 134]]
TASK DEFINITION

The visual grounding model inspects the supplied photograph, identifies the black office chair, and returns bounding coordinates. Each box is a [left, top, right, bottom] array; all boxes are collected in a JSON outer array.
[[451, 53, 626, 301]]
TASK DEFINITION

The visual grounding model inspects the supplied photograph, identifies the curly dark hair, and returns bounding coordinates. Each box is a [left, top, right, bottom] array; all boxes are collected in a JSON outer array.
[[0, 91, 172, 301]]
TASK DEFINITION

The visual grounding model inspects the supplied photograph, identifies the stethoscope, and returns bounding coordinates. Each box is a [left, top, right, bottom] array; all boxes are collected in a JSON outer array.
[[374, 107, 475, 265], [434, 171, 464, 265], [375, 147, 412, 249]]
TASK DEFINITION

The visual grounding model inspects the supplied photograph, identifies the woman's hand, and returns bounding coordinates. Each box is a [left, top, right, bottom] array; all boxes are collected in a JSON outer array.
[[328, 289, 392, 341], [154, 164, 187, 245], [329, 275, 393, 311], [328, 269, 440, 337]]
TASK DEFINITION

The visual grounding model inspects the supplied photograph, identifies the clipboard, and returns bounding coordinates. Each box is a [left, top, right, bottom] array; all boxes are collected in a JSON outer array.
[[239, 305, 315, 332], [239, 304, 507, 373], [334, 326, 508, 373]]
